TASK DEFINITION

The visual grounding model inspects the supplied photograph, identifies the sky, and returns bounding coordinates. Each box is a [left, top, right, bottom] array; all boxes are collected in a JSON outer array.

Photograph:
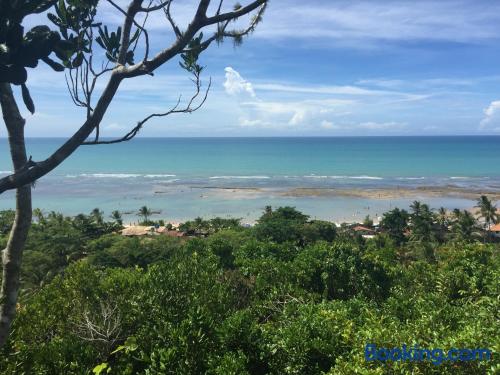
[[8, 0, 500, 137]]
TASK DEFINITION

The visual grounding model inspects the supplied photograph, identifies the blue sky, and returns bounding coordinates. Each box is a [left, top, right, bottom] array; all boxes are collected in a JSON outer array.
[[9, 0, 500, 137]]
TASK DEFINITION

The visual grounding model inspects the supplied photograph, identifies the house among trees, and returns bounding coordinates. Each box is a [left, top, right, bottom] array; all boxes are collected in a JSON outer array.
[[121, 226, 186, 238], [352, 225, 376, 238], [489, 223, 500, 238]]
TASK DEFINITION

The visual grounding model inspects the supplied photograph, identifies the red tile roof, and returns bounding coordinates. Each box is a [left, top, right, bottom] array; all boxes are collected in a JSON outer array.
[[353, 225, 374, 232], [489, 223, 500, 232]]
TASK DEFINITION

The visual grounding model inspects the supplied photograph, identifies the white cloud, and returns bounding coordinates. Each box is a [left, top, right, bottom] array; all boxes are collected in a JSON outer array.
[[320, 120, 340, 130], [223, 67, 256, 98], [253, 82, 429, 102], [318, 121, 405, 132], [254, 0, 500, 46], [238, 118, 271, 127], [480, 100, 500, 129], [241, 99, 354, 127], [357, 121, 405, 130], [104, 123, 126, 131], [222, 67, 415, 131]]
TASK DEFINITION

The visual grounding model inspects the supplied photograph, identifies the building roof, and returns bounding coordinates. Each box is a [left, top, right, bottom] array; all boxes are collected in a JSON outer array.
[[489, 223, 500, 232], [121, 226, 154, 236], [121, 225, 186, 237], [352, 225, 375, 232]]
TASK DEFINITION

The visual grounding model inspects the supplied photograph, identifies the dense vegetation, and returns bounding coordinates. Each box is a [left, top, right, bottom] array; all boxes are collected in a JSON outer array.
[[0, 201, 498, 374]]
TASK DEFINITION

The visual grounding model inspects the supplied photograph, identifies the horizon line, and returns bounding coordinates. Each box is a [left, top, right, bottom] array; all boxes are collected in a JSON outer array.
[[1, 134, 500, 139]]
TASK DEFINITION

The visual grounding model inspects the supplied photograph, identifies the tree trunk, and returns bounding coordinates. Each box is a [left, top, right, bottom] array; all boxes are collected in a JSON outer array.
[[0, 83, 32, 347]]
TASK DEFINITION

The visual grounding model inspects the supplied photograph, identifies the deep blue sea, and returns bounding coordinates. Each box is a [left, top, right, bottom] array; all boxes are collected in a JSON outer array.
[[0, 136, 498, 222]]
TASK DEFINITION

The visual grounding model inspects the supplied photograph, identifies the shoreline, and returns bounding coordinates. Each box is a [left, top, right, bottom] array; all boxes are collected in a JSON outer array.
[[172, 184, 500, 201]]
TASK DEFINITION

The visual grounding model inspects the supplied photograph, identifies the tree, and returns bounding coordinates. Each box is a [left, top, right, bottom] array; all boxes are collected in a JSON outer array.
[[379, 208, 409, 246], [110, 210, 123, 226], [0, 0, 268, 347], [90, 208, 104, 226], [408, 201, 435, 244], [32, 208, 46, 225], [137, 206, 153, 224], [254, 206, 310, 243], [475, 195, 499, 241], [362, 215, 373, 228], [435, 207, 449, 242], [451, 210, 478, 243]]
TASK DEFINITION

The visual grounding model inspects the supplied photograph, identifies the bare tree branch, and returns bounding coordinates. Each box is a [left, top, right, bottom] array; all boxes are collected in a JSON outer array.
[[140, 0, 170, 12], [205, 0, 266, 25], [0, 0, 268, 194], [109, 0, 143, 65], [83, 75, 211, 145], [163, 0, 182, 38]]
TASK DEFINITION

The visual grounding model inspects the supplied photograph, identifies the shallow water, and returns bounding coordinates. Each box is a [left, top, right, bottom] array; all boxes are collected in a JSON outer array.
[[0, 136, 498, 222]]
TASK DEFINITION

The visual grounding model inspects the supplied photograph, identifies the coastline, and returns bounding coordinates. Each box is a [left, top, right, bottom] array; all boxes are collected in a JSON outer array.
[[180, 184, 500, 201]]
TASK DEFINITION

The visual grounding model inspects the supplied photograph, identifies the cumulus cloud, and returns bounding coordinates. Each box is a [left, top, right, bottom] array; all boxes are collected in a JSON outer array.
[[241, 99, 354, 127], [480, 100, 500, 129], [222, 67, 411, 131], [223, 67, 256, 97]]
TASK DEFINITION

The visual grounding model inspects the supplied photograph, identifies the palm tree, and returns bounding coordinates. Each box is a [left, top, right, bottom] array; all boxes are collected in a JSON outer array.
[[475, 195, 499, 241], [435, 207, 449, 242], [90, 208, 104, 225], [32, 208, 45, 225], [409, 201, 434, 243], [138, 206, 152, 224], [363, 215, 374, 228], [110, 210, 123, 226], [436, 207, 447, 226], [452, 210, 478, 243], [410, 200, 422, 216]]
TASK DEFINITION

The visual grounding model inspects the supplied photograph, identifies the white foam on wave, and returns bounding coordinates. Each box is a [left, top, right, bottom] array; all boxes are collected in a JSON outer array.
[[348, 175, 383, 180], [144, 174, 177, 178], [209, 175, 270, 179], [303, 175, 383, 180], [70, 173, 177, 179], [0, 170, 12, 174], [449, 176, 470, 180], [80, 173, 142, 178]]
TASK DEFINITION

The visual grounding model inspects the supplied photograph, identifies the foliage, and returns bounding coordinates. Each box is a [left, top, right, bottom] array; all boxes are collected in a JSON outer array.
[[380, 208, 409, 246], [0, 204, 498, 374]]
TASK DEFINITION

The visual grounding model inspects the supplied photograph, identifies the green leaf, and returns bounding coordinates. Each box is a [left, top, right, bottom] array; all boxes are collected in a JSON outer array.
[[72, 52, 83, 68], [92, 363, 108, 375], [42, 56, 65, 71], [21, 83, 35, 114], [8, 65, 27, 85]]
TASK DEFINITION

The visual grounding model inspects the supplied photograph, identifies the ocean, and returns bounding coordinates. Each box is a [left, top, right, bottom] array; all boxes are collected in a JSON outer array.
[[0, 136, 499, 223]]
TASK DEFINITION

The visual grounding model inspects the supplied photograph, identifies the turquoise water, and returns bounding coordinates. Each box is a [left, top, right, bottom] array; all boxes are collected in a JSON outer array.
[[0, 137, 498, 222]]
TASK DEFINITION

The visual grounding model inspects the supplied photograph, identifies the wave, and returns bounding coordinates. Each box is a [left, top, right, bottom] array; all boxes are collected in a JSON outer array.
[[0, 170, 12, 174], [209, 176, 270, 179], [348, 175, 383, 180], [68, 173, 176, 179], [144, 174, 177, 178], [80, 173, 142, 178], [303, 175, 383, 180], [396, 177, 426, 180]]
